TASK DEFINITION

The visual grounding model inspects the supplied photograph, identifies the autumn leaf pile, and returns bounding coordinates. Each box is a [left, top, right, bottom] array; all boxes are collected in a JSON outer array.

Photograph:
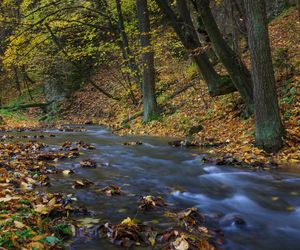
[[99, 208, 217, 249], [0, 138, 89, 249], [62, 7, 299, 168]]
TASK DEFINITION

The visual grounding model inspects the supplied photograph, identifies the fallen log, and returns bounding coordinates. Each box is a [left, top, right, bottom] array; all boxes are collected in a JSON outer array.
[[0, 102, 53, 111]]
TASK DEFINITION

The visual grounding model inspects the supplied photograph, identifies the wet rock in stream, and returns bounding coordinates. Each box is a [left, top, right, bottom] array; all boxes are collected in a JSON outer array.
[[80, 159, 98, 168], [123, 141, 143, 146], [220, 214, 247, 228]]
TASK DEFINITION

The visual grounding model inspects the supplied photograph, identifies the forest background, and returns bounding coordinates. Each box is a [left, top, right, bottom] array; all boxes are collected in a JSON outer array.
[[0, 0, 299, 167]]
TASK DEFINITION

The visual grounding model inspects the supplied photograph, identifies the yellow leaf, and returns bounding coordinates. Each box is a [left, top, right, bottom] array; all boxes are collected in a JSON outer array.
[[34, 204, 49, 215], [14, 220, 26, 229], [20, 182, 33, 191], [62, 170, 72, 175], [26, 241, 44, 250], [48, 197, 56, 207], [121, 217, 137, 227]]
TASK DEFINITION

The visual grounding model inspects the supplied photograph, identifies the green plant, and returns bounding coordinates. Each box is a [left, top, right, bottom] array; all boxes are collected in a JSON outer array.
[[52, 223, 72, 239], [204, 108, 214, 120], [186, 63, 198, 78], [0, 232, 14, 248], [273, 48, 295, 79]]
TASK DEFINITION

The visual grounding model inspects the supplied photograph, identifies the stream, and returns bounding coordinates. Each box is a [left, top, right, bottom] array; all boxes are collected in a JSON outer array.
[[3, 126, 300, 250]]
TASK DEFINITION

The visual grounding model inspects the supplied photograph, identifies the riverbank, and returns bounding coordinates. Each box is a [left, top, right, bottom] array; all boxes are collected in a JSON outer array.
[[61, 8, 299, 168], [0, 8, 299, 169]]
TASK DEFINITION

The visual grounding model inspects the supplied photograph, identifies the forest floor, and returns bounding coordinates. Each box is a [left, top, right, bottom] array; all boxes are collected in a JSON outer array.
[[61, 7, 300, 168]]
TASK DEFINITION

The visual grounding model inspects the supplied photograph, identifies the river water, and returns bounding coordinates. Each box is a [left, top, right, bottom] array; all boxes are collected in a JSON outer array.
[[4, 126, 300, 249]]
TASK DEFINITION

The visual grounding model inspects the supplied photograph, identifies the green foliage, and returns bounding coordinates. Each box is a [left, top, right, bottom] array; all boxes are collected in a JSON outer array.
[[40, 236, 61, 245], [186, 63, 198, 78], [157, 92, 168, 105], [1, 0, 124, 93], [220, 75, 232, 85], [149, 112, 161, 121], [51, 223, 72, 239], [0, 232, 14, 248], [273, 48, 295, 78], [41, 102, 60, 121], [204, 108, 214, 120], [0, 109, 31, 122], [122, 123, 131, 129], [6, 86, 43, 107], [279, 80, 299, 120]]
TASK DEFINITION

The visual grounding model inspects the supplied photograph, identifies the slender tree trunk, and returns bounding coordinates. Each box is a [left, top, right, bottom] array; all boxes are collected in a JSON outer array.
[[12, 66, 21, 95], [195, 0, 254, 113], [21, 66, 34, 101], [116, 0, 142, 91], [244, 0, 284, 153], [136, 0, 158, 122], [155, 0, 237, 97]]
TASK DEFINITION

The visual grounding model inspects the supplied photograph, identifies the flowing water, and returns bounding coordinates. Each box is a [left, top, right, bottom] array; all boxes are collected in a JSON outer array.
[[3, 126, 300, 250]]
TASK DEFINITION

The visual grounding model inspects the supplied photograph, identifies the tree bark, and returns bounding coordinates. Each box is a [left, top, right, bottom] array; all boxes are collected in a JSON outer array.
[[244, 0, 284, 153], [195, 0, 254, 113], [136, 0, 158, 122], [155, 0, 237, 97]]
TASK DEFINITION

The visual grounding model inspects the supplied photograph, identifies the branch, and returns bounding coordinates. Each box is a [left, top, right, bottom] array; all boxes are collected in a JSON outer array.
[[89, 79, 121, 101]]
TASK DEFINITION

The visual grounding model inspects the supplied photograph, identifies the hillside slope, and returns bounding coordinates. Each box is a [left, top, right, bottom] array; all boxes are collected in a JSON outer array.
[[56, 8, 300, 167]]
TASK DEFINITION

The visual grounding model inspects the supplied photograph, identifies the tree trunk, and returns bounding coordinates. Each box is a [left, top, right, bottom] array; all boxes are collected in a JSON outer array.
[[136, 0, 158, 122], [196, 0, 254, 113], [21, 66, 34, 101], [298, 0, 300, 22], [155, 0, 237, 97], [116, 0, 142, 90], [244, 0, 284, 153], [12, 66, 21, 95]]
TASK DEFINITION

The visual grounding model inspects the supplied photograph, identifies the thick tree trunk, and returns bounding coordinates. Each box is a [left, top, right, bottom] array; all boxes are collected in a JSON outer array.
[[244, 0, 284, 153], [116, 0, 142, 90], [136, 0, 158, 122], [196, 0, 254, 112], [155, 0, 237, 97]]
